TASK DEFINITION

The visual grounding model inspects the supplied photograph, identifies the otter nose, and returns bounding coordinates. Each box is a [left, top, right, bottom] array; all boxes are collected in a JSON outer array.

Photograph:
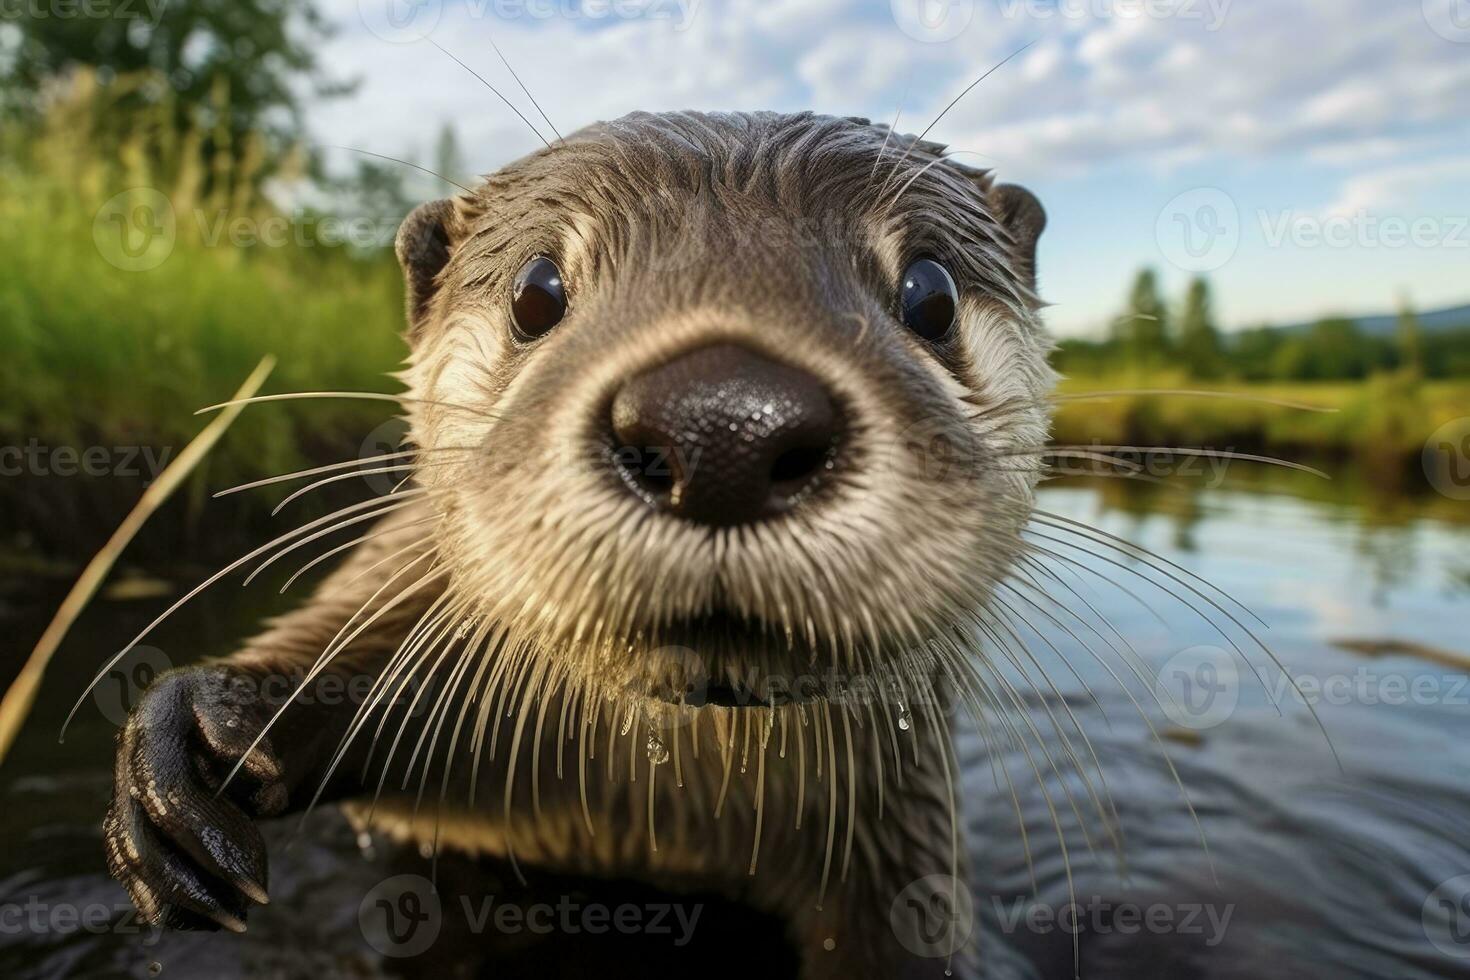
[[611, 344, 842, 526]]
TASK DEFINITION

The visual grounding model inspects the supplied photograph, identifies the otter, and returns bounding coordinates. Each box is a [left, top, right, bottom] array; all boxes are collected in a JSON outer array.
[[101, 110, 1053, 979]]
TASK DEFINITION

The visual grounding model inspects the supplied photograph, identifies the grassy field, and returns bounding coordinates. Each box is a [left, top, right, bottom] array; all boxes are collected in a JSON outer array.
[[0, 174, 407, 484], [1050, 371, 1468, 466]]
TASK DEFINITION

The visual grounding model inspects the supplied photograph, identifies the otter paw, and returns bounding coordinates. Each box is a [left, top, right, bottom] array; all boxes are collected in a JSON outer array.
[[104, 665, 286, 932]]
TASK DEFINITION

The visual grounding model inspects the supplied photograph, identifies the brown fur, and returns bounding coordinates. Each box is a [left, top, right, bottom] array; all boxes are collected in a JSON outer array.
[[112, 111, 1055, 979]]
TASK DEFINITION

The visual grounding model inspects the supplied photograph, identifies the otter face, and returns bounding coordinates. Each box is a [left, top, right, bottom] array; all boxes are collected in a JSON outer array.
[[394, 111, 1053, 715]]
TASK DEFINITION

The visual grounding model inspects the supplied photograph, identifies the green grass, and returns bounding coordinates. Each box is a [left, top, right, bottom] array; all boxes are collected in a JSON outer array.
[[0, 172, 407, 488], [1051, 371, 1470, 464]]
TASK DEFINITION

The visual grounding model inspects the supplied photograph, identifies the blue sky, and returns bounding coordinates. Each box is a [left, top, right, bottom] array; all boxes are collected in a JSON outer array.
[[314, 0, 1470, 336]]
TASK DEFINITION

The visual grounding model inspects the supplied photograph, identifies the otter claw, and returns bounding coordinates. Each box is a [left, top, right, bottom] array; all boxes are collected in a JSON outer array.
[[105, 666, 281, 931]]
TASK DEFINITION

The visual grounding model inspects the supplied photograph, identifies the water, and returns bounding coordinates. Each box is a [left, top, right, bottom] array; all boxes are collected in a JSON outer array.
[[1, 476, 1467, 978]]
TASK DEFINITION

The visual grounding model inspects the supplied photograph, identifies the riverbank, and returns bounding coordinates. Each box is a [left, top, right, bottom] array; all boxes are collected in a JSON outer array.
[[1051, 372, 1466, 467]]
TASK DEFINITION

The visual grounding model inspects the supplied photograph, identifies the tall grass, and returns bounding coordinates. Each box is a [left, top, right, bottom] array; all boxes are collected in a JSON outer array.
[[0, 70, 406, 489], [1052, 370, 1469, 466]]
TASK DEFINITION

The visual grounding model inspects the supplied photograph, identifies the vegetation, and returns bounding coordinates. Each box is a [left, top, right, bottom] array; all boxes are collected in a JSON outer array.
[[0, 72, 406, 481], [1, 2, 1466, 558], [1057, 269, 1470, 382]]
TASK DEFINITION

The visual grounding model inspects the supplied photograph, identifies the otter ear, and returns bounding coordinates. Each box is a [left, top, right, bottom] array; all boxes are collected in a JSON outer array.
[[395, 198, 458, 333], [988, 183, 1046, 292]]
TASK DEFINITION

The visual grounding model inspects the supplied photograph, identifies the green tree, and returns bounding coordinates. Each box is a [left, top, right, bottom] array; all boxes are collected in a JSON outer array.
[[1395, 293, 1424, 378], [1111, 268, 1171, 367], [3, 0, 348, 181], [434, 122, 467, 189], [1177, 276, 1223, 379], [1292, 318, 1375, 380]]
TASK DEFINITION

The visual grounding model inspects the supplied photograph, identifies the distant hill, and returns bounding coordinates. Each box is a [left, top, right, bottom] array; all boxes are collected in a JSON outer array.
[[1272, 302, 1470, 337]]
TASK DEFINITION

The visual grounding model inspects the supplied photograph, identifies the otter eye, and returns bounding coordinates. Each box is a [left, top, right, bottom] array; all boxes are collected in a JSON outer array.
[[511, 255, 566, 340], [899, 257, 958, 343]]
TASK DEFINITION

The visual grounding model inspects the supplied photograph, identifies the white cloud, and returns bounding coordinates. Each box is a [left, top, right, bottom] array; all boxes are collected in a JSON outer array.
[[1323, 157, 1470, 218]]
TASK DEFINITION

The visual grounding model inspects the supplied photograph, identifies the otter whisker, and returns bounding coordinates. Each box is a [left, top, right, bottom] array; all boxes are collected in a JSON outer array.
[[1039, 466, 1185, 491], [60, 492, 429, 740], [877, 41, 1035, 200], [1035, 449, 1146, 473], [967, 615, 1107, 859], [279, 522, 438, 594], [224, 553, 447, 797], [862, 100, 904, 194], [330, 145, 475, 194], [302, 586, 462, 829], [404, 619, 490, 807], [269, 455, 472, 515], [943, 657, 1039, 893], [367, 594, 475, 820], [195, 390, 499, 421], [838, 704, 857, 884], [915, 690, 966, 979], [1017, 551, 1144, 692], [1052, 388, 1339, 412], [486, 34, 562, 143], [423, 38, 553, 150], [1026, 524, 1332, 767], [213, 449, 421, 498], [1022, 539, 1172, 630], [352, 582, 463, 782], [1012, 445, 1332, 480], [501, 656, 555, 887], [996, 564, 1221, 886], [988, 588, 1129, 852], [1032, 509, 1265, 627], [242, 492, 430, 587], [816, 700, 838, 912], [528, 665, 562, 821]]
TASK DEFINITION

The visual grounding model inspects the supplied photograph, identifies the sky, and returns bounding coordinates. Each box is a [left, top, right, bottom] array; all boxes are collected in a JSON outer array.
[[310, 0, 1470, 337]]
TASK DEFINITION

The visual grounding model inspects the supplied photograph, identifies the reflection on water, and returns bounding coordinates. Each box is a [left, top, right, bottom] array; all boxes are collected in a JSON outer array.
[[1, 473, 1467, 978], [964, 475, 1470, 980]]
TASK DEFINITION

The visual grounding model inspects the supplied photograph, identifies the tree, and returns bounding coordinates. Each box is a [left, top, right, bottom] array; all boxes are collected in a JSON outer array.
[[434, 122, 467, 190], [3, 0, 348, 184], [1396, 292, 1424, 378], [1177, 276, 1223, 379], [1111, 268, 1171, 367]]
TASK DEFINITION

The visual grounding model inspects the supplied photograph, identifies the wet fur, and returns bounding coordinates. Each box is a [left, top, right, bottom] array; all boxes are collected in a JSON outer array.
[[106, 111, 1055, 979]]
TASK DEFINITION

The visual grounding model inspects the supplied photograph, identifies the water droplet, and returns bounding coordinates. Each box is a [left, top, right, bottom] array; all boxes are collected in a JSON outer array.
[[897, 699, 912, 732], [147, 963, 163, 977], [645, 731, 670, 765], [823, 937, 836, 951], [225, 718, 238, 729], [620, 710, 636, 736]]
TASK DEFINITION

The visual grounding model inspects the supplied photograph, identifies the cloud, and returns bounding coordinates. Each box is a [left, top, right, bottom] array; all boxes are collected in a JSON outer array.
[[925, 0, 1470, 177], [1323, 157, 1470, 219], [311, 0, 1470, 185]]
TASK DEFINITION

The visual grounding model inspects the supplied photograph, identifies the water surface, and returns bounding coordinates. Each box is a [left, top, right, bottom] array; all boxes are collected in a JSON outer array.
[[2, 474, 1467, 978]]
